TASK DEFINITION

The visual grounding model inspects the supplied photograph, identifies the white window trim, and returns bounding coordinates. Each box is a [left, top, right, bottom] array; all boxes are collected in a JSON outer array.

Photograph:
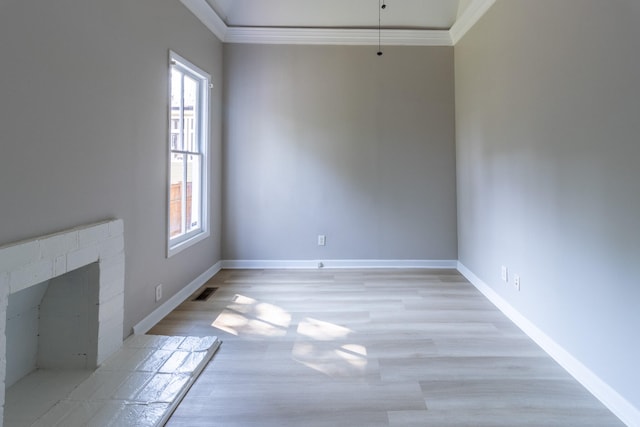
[[167, 50, 211, 258]]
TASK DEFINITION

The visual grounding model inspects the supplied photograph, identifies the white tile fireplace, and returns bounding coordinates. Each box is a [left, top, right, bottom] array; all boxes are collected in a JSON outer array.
[[0, 220, 125, 426]]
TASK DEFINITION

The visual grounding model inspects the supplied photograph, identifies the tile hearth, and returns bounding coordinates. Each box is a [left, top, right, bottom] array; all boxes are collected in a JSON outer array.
[[5, 334, 220, 427]]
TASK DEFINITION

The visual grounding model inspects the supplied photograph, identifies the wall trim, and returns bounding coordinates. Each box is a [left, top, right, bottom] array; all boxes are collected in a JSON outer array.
[[132, 261, 222, 335], [132, 259, 455, 332], [457, 262, 640, 427], [225, 28, 452, 46], [180, 0, 227, 41], [180, 0, 494, 46], [450, 0, 497, 44], [222, 259, 458, 269]]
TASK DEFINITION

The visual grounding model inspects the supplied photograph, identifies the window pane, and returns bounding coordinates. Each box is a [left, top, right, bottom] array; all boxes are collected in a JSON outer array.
[[170, 153, 185, 238], [170, 69, 183, 151], [183, 75, 198, 152], [168, 52, 210, 256], [186, 154, 202, 233]]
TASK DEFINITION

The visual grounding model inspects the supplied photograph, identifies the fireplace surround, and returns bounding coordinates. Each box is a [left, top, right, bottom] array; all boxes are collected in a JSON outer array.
[[0, 220, 125, 424]]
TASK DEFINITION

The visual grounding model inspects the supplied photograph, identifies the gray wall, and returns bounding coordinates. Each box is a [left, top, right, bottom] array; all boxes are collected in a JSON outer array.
[[0, 0, 223, 334], [456, 0, 640, 409], [223, 45, 457, 261]]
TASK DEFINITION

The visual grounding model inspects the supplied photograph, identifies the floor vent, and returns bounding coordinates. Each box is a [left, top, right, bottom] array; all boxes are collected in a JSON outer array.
[[193, 287, 218, 301]]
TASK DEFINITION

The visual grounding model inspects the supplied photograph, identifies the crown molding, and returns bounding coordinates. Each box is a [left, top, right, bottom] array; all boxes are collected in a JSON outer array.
[[181, 0, 494, 47], [226, 27, 451, 46], [180, 0, 227, 41], [450, 0, 496, 44]]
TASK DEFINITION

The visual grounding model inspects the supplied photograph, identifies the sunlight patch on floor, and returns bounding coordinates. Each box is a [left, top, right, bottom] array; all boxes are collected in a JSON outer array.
[[296, 317, 352, 341], [292, 318, 368, 378], [211, 294, 291, 338]]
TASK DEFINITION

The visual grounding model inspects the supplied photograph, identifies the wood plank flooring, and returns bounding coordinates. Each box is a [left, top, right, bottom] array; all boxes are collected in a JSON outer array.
[[148, 269, 624, 427]]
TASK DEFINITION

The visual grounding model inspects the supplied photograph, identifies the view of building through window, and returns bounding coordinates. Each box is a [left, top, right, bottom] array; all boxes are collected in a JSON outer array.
[[168, 52, 209, 254]]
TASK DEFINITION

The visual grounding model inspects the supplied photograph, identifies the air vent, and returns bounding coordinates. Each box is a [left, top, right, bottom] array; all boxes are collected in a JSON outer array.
[[193, 287, 218, 301]]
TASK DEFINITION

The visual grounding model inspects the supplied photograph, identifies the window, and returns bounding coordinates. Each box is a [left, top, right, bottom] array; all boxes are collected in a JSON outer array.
[[167, 51, 210, 257]]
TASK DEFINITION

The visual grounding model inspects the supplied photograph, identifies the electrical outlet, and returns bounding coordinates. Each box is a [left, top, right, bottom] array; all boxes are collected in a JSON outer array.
[[155, 284, 163, 302], [501, 266, 508, 282], [318, 235, 326, 246], [514, 275, 521, 291]]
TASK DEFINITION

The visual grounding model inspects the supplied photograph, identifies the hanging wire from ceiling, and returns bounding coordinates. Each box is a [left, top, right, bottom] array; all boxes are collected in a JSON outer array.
[[377, 0, 386, 56]]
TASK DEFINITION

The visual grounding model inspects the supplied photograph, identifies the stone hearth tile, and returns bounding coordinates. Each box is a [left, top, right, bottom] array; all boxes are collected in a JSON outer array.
[[26, 334, 220, 427], [112, 372, 156, 400], [160, 336, 188, 350], [112, 402, 170, 427], [137, 349, 175, 372], [159, 351, 191, 373], [179, 335, 218, 351], [136, 372, 191, 403]]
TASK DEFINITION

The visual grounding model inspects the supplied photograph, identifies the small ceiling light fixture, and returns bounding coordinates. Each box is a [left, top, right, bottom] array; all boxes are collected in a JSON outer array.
[[377, 0, 387, 56]]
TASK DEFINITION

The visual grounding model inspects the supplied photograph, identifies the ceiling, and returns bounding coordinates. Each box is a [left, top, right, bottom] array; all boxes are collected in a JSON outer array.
[[181, 0, 495, 45], [205, 0, 467, 30]]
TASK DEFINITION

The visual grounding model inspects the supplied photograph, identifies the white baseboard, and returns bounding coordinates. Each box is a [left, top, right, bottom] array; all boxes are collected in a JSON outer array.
[[221, 259, 458, 269], [133, 259, 453, 334], [457, 262, 640, 427], [130, 258, 637, 425], [132, 261, 222, 335]]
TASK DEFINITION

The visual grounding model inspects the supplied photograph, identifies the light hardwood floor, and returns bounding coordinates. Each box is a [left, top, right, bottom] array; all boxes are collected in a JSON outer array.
[[149, 269, 624, 427]]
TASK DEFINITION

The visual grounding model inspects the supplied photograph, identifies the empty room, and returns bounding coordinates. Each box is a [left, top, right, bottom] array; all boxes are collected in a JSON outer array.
[[0, 0, 638, 426]]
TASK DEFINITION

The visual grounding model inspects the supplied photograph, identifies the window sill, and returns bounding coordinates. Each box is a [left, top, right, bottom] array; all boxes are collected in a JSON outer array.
[[167, 229, 210, 258]]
